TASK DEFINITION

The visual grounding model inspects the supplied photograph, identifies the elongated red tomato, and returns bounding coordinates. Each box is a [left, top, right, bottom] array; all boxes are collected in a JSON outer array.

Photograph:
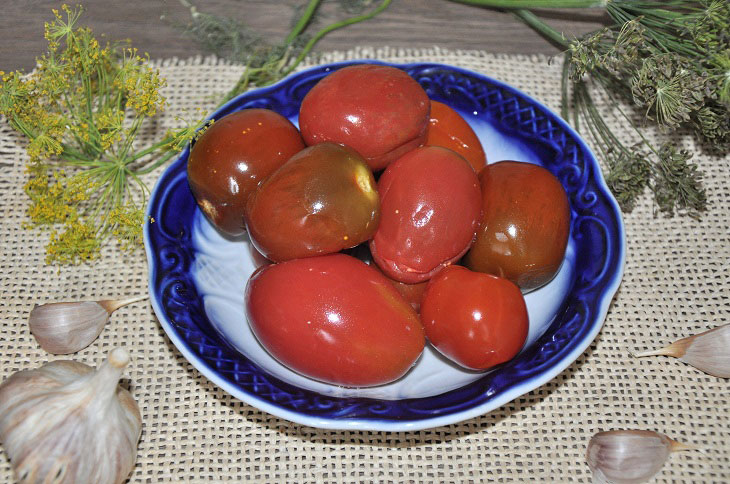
[[369, 146, 481, 283], [420, 265, 528, 371], [299, 64, 430, 171], [245, 254, 425, 387], [425, 100, 486, 173], [187, 108, 305, 236]]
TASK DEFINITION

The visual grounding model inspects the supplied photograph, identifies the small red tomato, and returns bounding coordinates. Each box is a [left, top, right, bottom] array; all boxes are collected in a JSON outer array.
[[245, 143, 380, 262], [245, 254, 425, 387], [299, 64, 430, 171], [187, 108, 305, 236], [420, 265, 528, 371], [464, 160, 571, 291], [369, 146, 481, 284], [425, 100, 486, 173]]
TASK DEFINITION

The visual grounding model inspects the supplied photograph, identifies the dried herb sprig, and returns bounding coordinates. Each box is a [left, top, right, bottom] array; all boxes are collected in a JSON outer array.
[[452, 1, 729, 217], [0, 5, 208, 264], [178, 0, 392, 106]]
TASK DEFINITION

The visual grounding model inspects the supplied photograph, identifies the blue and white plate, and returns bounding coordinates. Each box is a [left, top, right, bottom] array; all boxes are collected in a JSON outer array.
[[144, 61, 626, 431]]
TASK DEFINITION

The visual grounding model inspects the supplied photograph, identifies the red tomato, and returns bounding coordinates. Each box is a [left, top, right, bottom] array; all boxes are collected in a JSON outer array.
[[187, 108, 305, 236], [425, 100, 486, 173], [245, 254, 425, 386], [369, 260, 428, 312], [420, 265, 528, 371], [245, 143, 380, 262], [389, 279, 428, 313], [464, 160, 571, 291], [298, 64, 430, 171], [369, 146, 482, 284]]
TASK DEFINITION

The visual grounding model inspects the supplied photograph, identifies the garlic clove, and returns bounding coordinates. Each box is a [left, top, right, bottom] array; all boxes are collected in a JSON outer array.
[[586, 430, 697, 484], [0, 347, 142, 484], [633, 324, 730, 378], [29, 295, 148, 354]]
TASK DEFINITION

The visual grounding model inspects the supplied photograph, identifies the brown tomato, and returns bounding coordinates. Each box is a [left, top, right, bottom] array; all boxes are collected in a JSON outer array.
[[187, 108, 305, 236], [464, 160, 571, 291], [245, 143, 380, 262]]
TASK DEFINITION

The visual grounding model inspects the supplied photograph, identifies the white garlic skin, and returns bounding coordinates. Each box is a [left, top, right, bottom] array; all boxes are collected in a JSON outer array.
[[678, 324, 730, 378], [0, 348, 142, 484], [586, 430, 686, 484], [28, 296, 148, 355], [29, 302, 109, 354]]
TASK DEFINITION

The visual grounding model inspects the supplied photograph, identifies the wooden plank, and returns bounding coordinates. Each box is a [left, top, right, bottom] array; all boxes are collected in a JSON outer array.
[[0, 1, 607, 72]]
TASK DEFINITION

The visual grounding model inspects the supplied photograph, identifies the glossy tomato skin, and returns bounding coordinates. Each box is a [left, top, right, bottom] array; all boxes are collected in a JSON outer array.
[[298, 64, 430, 171], [245, 143, 380, 262], [245, 254, 425, 387], [464, 160, 571, 291], [369, 146, 482, 284], [187, 108, 305, 236], [425, 100, 486, 173], [420, 265, 528, 371]]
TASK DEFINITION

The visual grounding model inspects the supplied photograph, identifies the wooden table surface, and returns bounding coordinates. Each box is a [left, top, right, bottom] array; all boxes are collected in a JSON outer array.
[[1, 1, 608, 72]]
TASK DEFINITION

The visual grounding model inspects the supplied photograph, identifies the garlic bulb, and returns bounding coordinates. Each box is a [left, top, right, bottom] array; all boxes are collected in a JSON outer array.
[[586, 430, 696, 484], [29, 295, 148, 354], [0, 348, 142, 484], [634, 324, 730, 378]]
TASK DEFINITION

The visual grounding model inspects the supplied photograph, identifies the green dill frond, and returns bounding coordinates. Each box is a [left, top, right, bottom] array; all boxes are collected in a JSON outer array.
[[605, 148, 652, 212], [631, 54, 706, 131], [182, 10, 269, 65], [652, 143, 706, 218]]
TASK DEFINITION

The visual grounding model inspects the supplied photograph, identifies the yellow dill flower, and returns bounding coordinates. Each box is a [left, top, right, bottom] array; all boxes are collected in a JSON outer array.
[[109, 204, 145, 251], [2, 5, 209, 265], [46, 219, 101, 265]]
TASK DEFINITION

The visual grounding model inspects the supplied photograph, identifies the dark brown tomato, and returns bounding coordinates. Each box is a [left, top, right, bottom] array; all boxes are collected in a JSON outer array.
[[298, 64, 430, 171], [245, 143, 380, 262], [187, 108, 305, 236], [425, 100, 487, 173], [464, 160, 571, 291], [369, 146, 482, 284], [245, 254, 425, 387]]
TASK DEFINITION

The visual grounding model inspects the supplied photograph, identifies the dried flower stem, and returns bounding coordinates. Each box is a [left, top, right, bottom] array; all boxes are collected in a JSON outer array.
[[454, 1, 729, 217]]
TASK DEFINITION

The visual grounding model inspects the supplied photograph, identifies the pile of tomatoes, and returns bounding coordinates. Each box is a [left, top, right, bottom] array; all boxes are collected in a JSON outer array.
[[187, 64, 571, 387]]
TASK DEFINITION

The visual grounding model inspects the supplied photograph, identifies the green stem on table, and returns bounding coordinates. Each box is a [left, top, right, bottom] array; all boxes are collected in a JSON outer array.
[[513, 9, 570, 48], [449, 0, 606, 8], [220, 0, 392, 106], [280, 0, 393, 78], [284, 0, 322, 45]]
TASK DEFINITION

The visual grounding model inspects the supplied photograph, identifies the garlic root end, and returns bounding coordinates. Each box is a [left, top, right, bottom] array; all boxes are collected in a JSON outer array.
[[669, 438, 703, 454], [108, 347, 131, 369], [98, 295, 149, 314]]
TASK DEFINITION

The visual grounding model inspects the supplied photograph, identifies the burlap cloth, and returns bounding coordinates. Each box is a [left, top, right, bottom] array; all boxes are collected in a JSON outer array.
[[0, 47, 728, 483]]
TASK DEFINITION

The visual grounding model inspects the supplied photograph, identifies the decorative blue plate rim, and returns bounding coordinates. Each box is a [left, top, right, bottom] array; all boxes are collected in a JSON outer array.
[[144, 60, 626, 431]]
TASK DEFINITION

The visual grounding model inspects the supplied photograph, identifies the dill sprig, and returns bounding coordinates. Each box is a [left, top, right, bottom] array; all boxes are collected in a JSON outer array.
[[0, 5, 208, 264], [177, 0, 392, 106], [454, 0, 730, 218]]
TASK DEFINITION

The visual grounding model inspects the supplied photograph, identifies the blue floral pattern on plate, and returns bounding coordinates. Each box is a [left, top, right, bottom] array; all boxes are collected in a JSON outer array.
[[144, 61, 625, 431]]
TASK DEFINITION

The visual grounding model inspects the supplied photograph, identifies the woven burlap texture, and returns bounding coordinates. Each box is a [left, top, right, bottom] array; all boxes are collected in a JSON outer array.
[[0, 47, 728, 483]]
